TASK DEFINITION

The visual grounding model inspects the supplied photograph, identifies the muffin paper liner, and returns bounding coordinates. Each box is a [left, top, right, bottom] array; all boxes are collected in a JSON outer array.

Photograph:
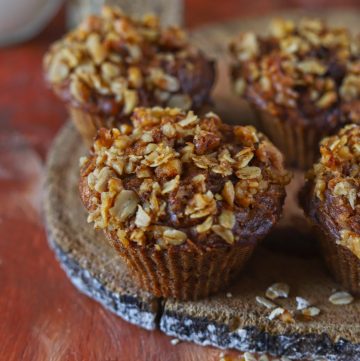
[[111, 241, 256, 300], [68, 105, 106, 146], [254, 109, 325, 170], [317, 229, 360, 295]]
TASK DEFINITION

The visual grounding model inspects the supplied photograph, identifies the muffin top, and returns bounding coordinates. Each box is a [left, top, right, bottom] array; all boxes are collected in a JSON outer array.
[[230, 18, 360, 130], [302, 124, 360, 258], [79, 107, 290, 250], [43, 6, 214, 119]]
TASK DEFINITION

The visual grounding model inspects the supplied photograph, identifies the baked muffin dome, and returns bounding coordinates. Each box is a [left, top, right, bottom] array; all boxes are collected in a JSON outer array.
[[302, 124, 360, 293], [44, 6, 215, 144], [229, 18, 360, 168], [79, 107, 291, 299]]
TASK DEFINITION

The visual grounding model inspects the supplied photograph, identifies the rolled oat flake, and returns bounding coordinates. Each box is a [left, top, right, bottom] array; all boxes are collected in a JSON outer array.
[[329, 291, 354, 305]]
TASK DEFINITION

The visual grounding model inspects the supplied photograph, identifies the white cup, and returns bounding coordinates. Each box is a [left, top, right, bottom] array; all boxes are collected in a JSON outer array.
[[0, 0, 63, 47]]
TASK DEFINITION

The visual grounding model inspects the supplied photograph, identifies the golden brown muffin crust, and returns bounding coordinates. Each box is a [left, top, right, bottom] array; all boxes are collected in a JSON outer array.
[[80, 107, 290, 251], [44, 6, 215, 120], [230, 18, 360, 131], [302, 124, 360, 258]]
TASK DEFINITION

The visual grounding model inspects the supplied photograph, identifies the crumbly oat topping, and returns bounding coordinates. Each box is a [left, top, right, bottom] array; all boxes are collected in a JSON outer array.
[[44, 6, 213, 116], [230, 18, 360, 123], [80, 107, 290, 249], [306, 124, 360, 258]]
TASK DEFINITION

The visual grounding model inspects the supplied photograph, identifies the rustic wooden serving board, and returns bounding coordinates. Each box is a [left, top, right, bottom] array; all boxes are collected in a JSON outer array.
[[44, 9, 360, 361]]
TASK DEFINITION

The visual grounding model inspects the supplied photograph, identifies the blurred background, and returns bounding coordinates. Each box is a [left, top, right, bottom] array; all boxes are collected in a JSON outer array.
[[1, 0, 359, 157]]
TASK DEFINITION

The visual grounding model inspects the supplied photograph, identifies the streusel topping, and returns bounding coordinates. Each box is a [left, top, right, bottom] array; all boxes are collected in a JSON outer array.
[[44, 6, 214, 116], [80, 107, 290, 249], [306, 124, 360, 257], [230, 18, 360, 125]]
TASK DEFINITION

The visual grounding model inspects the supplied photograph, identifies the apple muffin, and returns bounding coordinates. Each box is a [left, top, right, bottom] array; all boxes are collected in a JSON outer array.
[[230, 18, 360, 169], [44, 6, 215, 145], [301, 124, 360, 294], [79, 107, 291, 300]]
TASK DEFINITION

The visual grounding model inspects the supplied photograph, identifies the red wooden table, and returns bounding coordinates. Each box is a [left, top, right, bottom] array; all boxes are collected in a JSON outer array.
[[0, 1, 358, 360]]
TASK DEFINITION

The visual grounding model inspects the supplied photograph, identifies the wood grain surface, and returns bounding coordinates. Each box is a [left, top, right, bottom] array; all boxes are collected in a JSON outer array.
[[1, 2, 360, 361]]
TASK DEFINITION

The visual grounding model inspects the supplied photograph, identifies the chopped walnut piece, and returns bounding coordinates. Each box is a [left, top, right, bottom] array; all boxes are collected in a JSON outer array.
[[143, 144, 178, 167], [135, 205, 151, 228], [94, 166, 115, 192], [185, 191, 217, 219], [162, 175, 180, 194], [155, 158, 182, 179], [332, 181, 357, 209], [109, 189, 139, 222]]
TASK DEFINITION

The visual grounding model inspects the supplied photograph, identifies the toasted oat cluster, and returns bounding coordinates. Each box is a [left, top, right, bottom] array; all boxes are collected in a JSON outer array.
[[306, 124, 360, 257], [44, 6, 214, 117], [230, 18, 360, 122], [80, 107, 290, 249]]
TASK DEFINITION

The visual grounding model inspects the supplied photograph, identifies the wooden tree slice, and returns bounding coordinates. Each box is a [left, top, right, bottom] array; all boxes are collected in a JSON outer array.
[[44, 9, 360, 360]]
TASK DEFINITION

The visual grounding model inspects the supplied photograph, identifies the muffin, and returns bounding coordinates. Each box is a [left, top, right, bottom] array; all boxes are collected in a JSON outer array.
[[301, 124, 360, 294], [229, 18, 360, 169], [79, 107, 291, 300], [43, 6, 215, 145]]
